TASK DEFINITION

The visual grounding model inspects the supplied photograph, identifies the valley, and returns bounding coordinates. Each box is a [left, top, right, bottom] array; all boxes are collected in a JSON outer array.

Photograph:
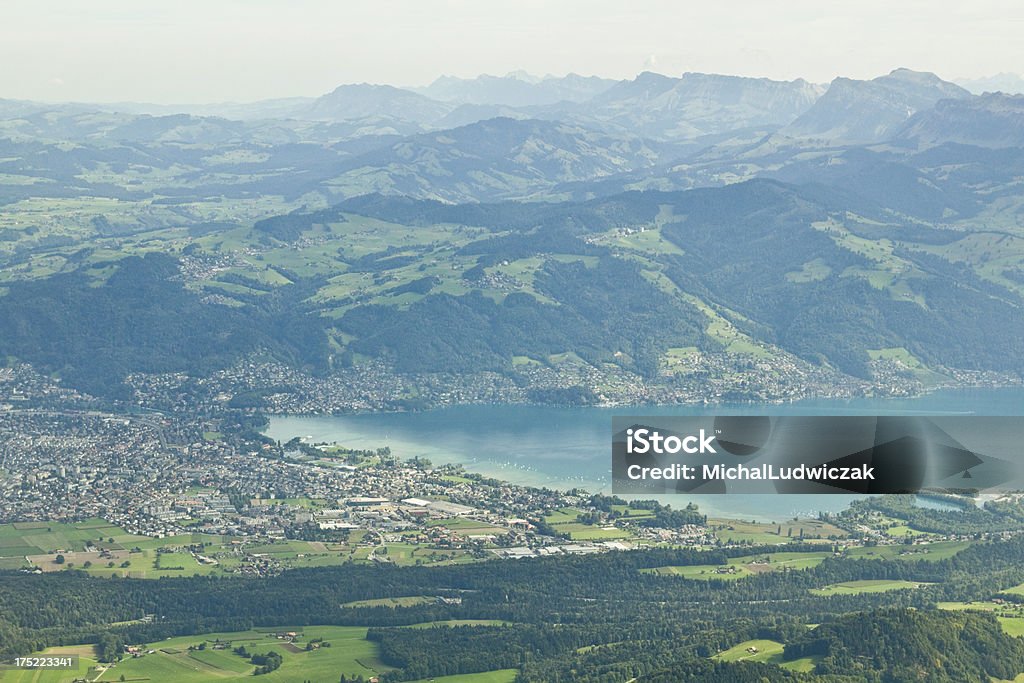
[[4, 54, 1024, 682]]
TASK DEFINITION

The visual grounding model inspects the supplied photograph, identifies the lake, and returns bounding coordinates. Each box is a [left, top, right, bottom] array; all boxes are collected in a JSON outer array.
[[264, 386, 1024, 522]]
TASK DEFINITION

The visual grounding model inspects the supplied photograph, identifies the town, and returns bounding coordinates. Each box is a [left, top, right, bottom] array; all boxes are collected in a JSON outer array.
[[1, 361, 1014, 584]]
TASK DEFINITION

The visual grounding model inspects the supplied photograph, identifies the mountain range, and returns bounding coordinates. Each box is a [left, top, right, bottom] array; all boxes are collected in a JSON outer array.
[[781, 68, 970, 143], [414, 71, 617, 106], [2, 67, 1024, 399]]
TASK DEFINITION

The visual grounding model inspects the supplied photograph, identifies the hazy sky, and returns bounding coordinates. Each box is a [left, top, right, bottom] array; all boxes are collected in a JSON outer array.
[[3, 0, 1022, 103]]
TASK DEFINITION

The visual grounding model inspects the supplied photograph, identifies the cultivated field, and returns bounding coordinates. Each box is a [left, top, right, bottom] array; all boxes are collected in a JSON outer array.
[[810, 580, 931, 596], [3, 626, 520, 683]]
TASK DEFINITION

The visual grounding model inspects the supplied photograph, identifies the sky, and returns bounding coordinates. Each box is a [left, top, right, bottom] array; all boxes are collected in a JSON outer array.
[[3, 0, 1023, 103]]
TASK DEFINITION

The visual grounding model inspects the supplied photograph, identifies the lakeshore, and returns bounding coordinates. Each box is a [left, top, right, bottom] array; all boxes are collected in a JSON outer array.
[[265, 386, 1024, 521]]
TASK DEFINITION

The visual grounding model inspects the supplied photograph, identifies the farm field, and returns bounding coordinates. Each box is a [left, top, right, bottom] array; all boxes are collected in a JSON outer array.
[[712, 639, 819, 672], [638, 540, 966, 581], [998, 617, 1024, 638], [999, 581, 1024, 596], [401, 620, 509, 629], [0, 519, 145, 557], [554, 523, 631, 541], [844, 540, 970, 562], [708, 518, 846, 544], [714, 638, 784, 663], [408, 670, 518, 683], [641, 549, 834, 580], [730, 550, 833, 572], [938, 601, 1005, 612], [342, 596, 437, 608], [882, 524, 937, 538], [6, 627, 390, 683], [2, 627, 521, 683], [0, 518, 478, 579], [0, 645, 100, 683], [640, 541, 973, 583], [810, 580, 932, 596], [641, 563, 752, 580], [542, 508, 583, 525], [541, 507, 638, 541]]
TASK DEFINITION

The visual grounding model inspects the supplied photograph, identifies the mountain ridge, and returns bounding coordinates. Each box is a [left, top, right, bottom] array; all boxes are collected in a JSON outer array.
[[782, 68, 970, 143]]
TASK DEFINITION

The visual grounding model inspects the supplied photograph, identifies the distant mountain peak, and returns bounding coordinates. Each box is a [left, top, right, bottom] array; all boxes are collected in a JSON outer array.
[[896, 91, 1024, 148], [678, 71, 812, 85], [887, 67, 938, 79], [782, 69, 969, 144], [956, 72, 1024, 95], [882, 68, 963, 89], [633, 71, 675, 85], [416, 72, 617, 107], [304, 83, 452, 125], [583, 71, 822, 140], [503, 69, 542, 83]]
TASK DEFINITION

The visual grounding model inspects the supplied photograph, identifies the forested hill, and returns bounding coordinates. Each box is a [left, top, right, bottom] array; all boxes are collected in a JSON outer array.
[[0, 252, 329, 398], [3, 177, 1024, 398], [783, 608, 1024, 681], [640, 609, 1024, 682]]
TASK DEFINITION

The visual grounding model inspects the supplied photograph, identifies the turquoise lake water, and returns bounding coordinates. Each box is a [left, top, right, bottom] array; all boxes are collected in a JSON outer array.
[[265, 387, 1024, 521]]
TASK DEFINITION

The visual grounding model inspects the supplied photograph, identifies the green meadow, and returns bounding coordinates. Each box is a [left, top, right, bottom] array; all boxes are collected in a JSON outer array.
[[1, 518, 477, 579], [4, 627, 518, 683], [712, 638, 818, 672], [408, 671, 517, 683], [641, 548, 834, 580], [708, 518, 847, 545], [810, 580, 931, 596], [641, 563, 752, 580], [541, 507, 640, 541], [640, 540, 973, 584], [844, 540, 970, 562]]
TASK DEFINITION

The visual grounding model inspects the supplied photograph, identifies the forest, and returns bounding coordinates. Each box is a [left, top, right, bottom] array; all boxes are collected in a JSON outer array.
[[5, 534, 1024, 681]]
